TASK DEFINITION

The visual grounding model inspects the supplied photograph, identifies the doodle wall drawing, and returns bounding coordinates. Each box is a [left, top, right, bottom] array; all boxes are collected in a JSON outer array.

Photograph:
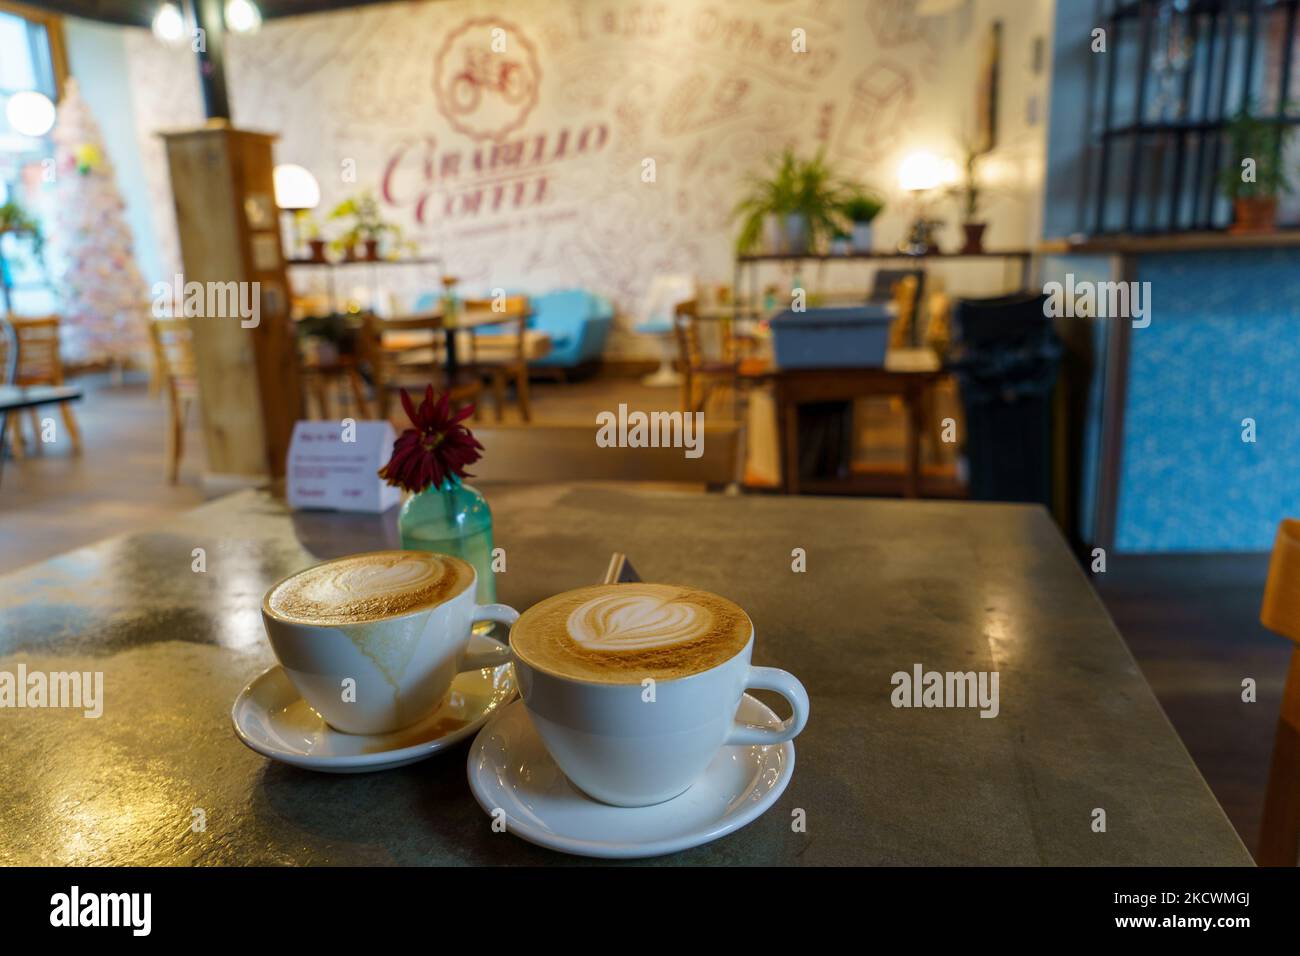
[[121, 0, 1051, 357]]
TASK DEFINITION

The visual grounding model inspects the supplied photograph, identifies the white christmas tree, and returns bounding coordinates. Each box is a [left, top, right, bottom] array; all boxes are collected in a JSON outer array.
[[48, 78, 148, 367]]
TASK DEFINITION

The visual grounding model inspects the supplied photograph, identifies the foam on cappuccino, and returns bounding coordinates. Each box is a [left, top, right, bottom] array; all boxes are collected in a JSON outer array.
[[511, 583, 752, 683], [265, 551, 473, 625]]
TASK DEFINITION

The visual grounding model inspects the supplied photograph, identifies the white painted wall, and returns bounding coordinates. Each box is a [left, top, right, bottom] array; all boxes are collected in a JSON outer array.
[[82, 0, 1056, 357]]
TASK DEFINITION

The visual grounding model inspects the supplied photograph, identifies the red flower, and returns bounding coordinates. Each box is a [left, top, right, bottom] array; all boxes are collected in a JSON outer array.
[[378, 385, 483, 493]]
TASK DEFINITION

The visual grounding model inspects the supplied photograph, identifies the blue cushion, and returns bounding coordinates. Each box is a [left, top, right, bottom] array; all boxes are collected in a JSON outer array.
[[634, 320, 673, 335], [408, 288, 613, 367]]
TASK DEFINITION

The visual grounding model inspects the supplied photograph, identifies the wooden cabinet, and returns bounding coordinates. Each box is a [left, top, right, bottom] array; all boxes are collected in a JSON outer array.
[[162, 124, 301, 480]]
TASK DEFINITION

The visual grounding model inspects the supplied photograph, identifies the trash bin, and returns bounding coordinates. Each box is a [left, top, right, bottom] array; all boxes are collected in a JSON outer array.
[[949, 293, 1061, 507]]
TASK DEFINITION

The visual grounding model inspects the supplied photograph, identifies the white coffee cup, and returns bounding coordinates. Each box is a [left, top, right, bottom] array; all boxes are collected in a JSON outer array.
[[261, 562, 517, 735], [512, 616, 809, 807]]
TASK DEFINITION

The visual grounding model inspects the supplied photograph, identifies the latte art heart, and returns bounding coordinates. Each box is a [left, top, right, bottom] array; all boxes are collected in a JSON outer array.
[[567, 588, 710, 652], [512, 583, 752, 683], [266, 551, 474, 625], [331, 557, 440, 601]]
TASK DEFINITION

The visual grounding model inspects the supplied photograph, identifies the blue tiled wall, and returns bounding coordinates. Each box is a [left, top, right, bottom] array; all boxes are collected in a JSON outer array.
[[1116, 250, 1300, 551]]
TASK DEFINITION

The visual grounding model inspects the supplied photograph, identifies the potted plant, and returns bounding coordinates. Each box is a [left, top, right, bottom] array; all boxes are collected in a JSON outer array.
[[0, 199, 42, 255], [330, 228, 360, 262], [329, 190, 399, 260], [296, 311, 358, 363], [734, 150, 798, 255], [952, 147, 987, 253], [829, 229, 852, 256], [840, 190, 884, 253], [734, 149, 850, 255], [294, 212, 327, 262], [1218, 105, 1294, 233], [789, 149, 849, 255]]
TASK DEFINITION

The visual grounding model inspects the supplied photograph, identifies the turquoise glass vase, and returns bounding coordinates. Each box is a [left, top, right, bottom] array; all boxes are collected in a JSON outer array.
[[398, 476, 496, 604]]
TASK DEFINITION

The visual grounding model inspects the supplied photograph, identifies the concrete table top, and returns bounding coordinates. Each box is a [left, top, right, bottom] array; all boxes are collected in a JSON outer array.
[[0, 486, 1251, 865]]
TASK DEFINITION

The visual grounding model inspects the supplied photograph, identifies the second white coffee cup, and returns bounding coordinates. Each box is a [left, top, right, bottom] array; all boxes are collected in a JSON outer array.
[[511, 592, 809, 807]]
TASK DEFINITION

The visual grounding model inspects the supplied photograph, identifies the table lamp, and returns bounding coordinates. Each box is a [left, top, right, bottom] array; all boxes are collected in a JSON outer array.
[[896, 150, 953, 255], [273, 163, 321, 260]]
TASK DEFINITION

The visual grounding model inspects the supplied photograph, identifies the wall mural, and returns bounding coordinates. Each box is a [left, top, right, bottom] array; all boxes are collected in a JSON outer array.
[[122, 0, 1047, 356]]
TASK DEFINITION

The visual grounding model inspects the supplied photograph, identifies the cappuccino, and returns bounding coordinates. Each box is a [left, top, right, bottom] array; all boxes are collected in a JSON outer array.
[[510, 583, 752, 684], [265, 551, 474, 626]]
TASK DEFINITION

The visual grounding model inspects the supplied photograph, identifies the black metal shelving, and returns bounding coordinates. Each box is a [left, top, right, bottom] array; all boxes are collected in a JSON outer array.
[[1084, 0, 1300, 235]]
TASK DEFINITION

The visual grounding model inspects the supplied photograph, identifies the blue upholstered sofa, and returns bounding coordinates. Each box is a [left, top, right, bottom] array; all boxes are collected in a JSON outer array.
[[412, 288, 613, 373], [525, 289, 614, 371]]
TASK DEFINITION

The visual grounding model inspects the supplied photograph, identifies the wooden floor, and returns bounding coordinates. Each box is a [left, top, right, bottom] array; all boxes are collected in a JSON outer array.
[[1, 372, 1284, 862], [0, 373, 208, 574], [1095, 553, 1290, 863]]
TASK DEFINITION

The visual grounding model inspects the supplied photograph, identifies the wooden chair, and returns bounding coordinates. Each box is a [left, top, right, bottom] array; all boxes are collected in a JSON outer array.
[[673, 299, 740, 416], [460, 296, 533, 423], [925, 288, 953, 358], [355, 312, 482, 423], [887, 275, 920, 350], [870, 268, 925, 345], [147, 317, 198, 483], [1258, 517, 1300, 865], [0, 316, 81, 458], [468, 420, 743, 489]]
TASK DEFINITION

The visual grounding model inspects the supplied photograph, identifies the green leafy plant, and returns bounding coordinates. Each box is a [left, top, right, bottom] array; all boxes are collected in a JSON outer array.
[[1217, 104, 1295, 200], [0, 199, 42, 255], [840, 190, 885, 225], [296, 311, 356, 350], [329, 190, 400, 252], [733, 149, 800, 254], [791, 149, 849, 248], [733, 149, 856, 253], [294, 210, 321, 241]]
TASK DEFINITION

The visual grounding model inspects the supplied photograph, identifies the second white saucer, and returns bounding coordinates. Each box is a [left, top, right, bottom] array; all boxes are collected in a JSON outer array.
[[467, 694, 795, 858], [232, 636, 516, 773]]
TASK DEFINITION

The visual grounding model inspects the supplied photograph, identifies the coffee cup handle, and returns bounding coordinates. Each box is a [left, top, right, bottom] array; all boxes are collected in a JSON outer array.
[[726, 666, 810, 746], [460, 604, 519, 671]]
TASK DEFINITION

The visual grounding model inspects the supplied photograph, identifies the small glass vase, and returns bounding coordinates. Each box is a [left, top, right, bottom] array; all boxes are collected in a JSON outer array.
[[398, 476, 496, 604]]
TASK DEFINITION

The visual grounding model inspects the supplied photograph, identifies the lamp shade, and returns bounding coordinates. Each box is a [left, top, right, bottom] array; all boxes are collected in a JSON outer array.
[[273, 164, 320, 211], [5, 91, 56, 138], [897, 151, 948, 192]]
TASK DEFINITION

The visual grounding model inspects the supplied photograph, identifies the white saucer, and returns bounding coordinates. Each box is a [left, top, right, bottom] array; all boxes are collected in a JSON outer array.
[[232, 640, 516, 773], [466, 694, 795, 858]]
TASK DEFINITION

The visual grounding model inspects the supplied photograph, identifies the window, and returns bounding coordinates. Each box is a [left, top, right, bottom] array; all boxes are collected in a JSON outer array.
[[0, 2, 64, 314]]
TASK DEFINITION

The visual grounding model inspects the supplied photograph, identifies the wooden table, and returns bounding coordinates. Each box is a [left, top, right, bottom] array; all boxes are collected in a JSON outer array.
[[747, 365, 947, 497], [0, 487, 1251, 865], [383, 309, 541, 380], [0, 384, 82, 481], [0, 383, 82, 413], [299, 314, 551, 420]]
